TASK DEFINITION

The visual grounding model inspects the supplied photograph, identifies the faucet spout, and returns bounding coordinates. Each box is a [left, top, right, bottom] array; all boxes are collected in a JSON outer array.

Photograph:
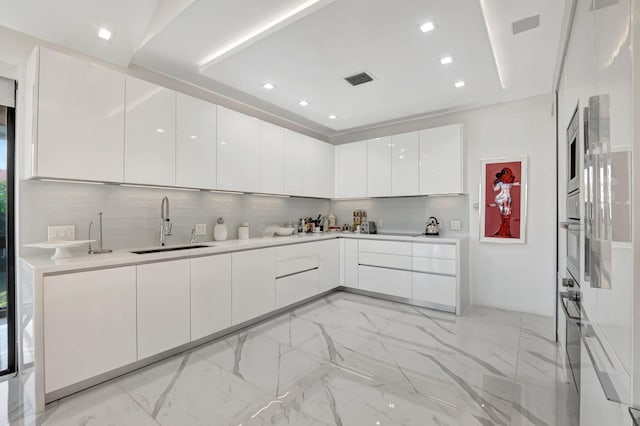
[[160, 197, 172, 246]]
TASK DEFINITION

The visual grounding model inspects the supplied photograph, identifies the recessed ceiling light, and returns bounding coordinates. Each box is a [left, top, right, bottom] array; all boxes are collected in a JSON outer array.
[[98, 28, 112, 41], [156, 128, 165, 133], [420, 22, 435, 32], [328, 114, 337, 120], [263, 83, 275, 90], [454, 81, 465, 88], [440, 56, 453, 65], [299, 100, 309, 106], [190, 135, 198, 140]]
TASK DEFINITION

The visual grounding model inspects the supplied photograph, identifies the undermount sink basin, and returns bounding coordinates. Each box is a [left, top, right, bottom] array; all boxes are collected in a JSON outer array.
[[130, 244, 211, 254]]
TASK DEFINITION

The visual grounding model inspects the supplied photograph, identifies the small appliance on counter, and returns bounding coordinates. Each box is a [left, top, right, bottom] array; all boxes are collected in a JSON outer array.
[[237, 223, 249, 239], [424, 217, 440, 236], [213, 217, 228, 241], [361, 221, 377, 234]]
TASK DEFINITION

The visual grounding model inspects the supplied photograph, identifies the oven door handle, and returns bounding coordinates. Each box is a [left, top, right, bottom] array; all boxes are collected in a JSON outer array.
[[560, 292, 581, 321], [560, 222, 583, 231]]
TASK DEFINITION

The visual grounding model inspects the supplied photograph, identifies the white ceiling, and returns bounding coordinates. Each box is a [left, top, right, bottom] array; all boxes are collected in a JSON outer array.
[[0, 0, 567, 136]]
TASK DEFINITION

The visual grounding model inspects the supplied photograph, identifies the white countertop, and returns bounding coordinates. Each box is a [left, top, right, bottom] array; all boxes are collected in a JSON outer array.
[[20, 232, 467, 275]]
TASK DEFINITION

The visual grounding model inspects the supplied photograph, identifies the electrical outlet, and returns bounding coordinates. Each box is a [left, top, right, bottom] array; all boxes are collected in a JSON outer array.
[[449, 220, 461, 231], [48, 225, 76, 241], [377, 219, 384, 229], [195, 224, 207, 235]]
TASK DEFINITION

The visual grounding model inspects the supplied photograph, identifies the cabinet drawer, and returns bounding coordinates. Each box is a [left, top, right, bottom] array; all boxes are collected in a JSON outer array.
[[412, 243, 456, 260], [276, 255, 319, 278], [412, 257, 456, 275], [359, 252, 412, 270], [358, 265, 412, 298], [359, 240, 411, 256], [412, 273, 456, 308], [276, 269, 320, 308], [276, 242, 319, 261]]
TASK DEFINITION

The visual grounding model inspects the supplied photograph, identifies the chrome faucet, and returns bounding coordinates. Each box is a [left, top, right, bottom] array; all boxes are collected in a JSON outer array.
[[160, 196, 172, 246]]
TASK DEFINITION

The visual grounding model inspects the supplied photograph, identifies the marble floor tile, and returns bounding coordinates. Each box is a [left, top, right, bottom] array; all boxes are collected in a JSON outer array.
[[3, 291, 577, 426]]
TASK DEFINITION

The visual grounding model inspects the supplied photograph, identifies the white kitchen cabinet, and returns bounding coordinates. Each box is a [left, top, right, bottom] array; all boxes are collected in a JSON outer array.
[[217, 107, 260, 192], [391, 131, 420, 196], [335, 141, 367, 198], [124, 77, 176, 186], [176, 93, 217, 189], [367, 137, 392, 197], [344, 239, 359, 288], [318, 239, 340, 291], [137, 260, 190, 359], [283, 130, 305, 196], [359, 265, 412, 298], [304, 138, 334, 198], [276, 269, 320, 308], [190, 254, 232, 341], [259, 121, 285, 194], [419, 124, 463, 194], [43, 267, 136, 392], [412, 273, 456, 308], [232, 248, 276, 324], [27, 47, 126, 182]]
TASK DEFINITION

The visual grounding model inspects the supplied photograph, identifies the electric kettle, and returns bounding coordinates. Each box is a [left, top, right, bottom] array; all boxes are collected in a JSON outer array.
[[425, 217, 440, 236]]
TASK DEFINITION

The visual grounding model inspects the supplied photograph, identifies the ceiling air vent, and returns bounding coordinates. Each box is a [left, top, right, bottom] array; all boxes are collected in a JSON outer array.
[[512, 15, 540, 35], [345, 72, 373, 86]]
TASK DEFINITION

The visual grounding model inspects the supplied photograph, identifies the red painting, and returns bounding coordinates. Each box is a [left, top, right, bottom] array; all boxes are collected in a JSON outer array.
[[481, 158, 527, 243]]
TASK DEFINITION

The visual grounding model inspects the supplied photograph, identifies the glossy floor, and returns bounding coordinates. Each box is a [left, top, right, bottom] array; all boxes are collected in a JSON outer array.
[[0, 291, 578, 425]]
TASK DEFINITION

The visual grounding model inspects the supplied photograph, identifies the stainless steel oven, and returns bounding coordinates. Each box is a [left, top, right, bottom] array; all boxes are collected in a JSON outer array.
[[565, 221, 581, 282], [567, 105, 580, 195], [560, 291, 582, 407]]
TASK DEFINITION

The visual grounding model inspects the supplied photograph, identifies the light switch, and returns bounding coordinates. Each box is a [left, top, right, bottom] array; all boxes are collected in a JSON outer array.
[[195, 224, 207, 235], [450, 220, 461, 231], [48, 225, 76, 241], [377, 220, 384, 229]]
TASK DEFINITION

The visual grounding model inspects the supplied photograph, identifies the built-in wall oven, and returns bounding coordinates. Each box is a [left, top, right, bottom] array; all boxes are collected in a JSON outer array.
[[560, 291, 582, 407], [564, 104, 582, 284], [567, 106, 581, 195]]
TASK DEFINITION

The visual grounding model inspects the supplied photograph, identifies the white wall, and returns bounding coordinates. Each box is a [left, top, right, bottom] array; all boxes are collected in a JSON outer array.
[[338, 94, 557, 316]]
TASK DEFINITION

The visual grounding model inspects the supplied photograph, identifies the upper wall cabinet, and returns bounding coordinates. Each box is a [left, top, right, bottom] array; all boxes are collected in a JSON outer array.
[[124, 77, 176, 186], [391, 131, 420, 196], [305, 136, 334, 198], [176, 93, 217, 189], [283, 130, 306, 196], [419, 124, 463, 194], [217, 107, 260, 192], [26, 47, 126, 182], [335, 141, 367, 199], [259, 121, 285, 194], [367, 137, 392, 197]]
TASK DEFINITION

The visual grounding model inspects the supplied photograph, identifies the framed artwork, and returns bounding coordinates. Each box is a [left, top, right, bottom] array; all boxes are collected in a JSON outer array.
[[480, 157, 528, 244]]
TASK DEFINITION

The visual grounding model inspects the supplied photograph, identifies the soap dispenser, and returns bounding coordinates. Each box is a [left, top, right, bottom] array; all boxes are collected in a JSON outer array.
[[213, 217, 228, 241]]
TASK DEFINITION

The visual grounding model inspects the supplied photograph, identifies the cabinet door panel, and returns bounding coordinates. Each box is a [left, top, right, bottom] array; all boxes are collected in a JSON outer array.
[[176, 93, 217, 189], [412, 273, 456, 307], [125, 77, 176, 186], [344, 239, 359, 288], [232, 248, 276, 324], [367, 137, 392, 197], [276, 269, 320, 308], [217, 107, 260, 192], [284, 131, 305, 196], [419, 124, 463, 194], [43, 267, 136, 392], [359, 240, 412, 256], [259, 121, 285, 194], [137, 260, 190, 359], [318, 239, 340, 291], [412, 257, 456, 275], [412, 243, 456, 260], [391, 131, 419, 196], [190, 255, 232, 341], [335, 141, 367, 198], [37, 48, 125, 182], [359, 252, 412, 270], [358, 265, 412, 298]]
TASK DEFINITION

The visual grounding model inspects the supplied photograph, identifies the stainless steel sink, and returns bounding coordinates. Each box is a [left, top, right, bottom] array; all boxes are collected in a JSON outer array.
[[130, 244, 211, 254]]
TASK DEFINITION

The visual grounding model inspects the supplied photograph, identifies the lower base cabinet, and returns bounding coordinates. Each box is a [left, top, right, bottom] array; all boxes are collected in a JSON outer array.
[[344, 239, 359, 288], [358, 265, 412, 298], [43, 266, 137, 393], [232, 248, 276, 324], [190, 254, 232, 341], [412, 273, 456, 308], [276, 268, 320, 307], [137, 259, 190, 359]]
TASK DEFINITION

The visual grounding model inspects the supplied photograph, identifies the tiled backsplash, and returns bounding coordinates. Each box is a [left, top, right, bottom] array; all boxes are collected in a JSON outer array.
[[331, 195, 469, 236], [19, 180, 330, 256], [19, 180, 469, 257]]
